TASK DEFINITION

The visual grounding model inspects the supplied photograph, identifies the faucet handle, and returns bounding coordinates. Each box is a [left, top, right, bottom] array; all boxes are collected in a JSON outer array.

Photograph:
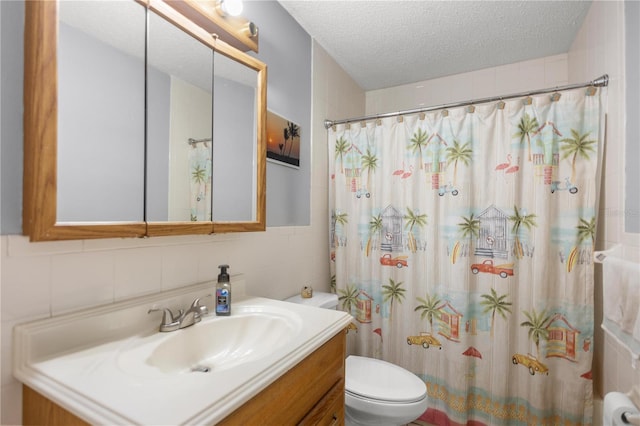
[[148, 307, 181, 332], [148, 307, 176, 322], [190, 296, 209, 317]]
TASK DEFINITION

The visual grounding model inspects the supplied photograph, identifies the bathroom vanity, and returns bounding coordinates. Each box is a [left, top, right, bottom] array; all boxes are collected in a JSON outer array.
[[23, 333, 345, 425], [14, 281, 351, 425]]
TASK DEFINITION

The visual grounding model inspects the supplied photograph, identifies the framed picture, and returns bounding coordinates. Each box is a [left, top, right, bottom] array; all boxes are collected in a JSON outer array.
[[266, 110, 300, 168]]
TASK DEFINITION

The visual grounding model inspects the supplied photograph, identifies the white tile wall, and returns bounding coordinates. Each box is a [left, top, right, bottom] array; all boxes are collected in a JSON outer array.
[[0, 40, 366, 424], [366, 54, 570, 115]]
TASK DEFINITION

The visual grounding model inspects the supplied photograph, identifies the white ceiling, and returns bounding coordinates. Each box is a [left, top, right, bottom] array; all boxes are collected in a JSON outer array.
[[277, 0, 592, 91]]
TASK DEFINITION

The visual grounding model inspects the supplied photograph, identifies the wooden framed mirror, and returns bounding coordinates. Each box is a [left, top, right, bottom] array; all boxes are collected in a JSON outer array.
[[22, 0, 266, 242], [23, 0, 148, 241], [145, 0, 266, 236]]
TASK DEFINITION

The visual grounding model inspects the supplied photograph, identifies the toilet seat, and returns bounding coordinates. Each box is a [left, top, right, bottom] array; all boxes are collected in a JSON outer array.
[[345, 356, 427, 403]]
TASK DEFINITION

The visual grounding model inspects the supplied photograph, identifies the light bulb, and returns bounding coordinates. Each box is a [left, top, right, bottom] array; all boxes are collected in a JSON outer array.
[[220, 0, 243, 17]]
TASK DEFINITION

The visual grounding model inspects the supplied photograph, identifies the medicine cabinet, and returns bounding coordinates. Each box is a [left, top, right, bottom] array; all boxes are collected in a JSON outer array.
[[23, 0, 266, 241]]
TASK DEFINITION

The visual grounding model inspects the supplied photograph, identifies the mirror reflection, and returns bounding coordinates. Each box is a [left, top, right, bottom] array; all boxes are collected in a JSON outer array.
[[212, 54, 258, 222], [146, 11, 214, 222], [57, 1, 146, 222]]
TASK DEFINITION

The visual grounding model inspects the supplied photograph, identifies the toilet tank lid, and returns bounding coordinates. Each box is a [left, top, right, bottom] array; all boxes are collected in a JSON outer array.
[[284, 292, 338, 309]]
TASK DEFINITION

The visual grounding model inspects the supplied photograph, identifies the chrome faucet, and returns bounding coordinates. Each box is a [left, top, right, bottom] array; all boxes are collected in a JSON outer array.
[[148, 296, 209, 332]]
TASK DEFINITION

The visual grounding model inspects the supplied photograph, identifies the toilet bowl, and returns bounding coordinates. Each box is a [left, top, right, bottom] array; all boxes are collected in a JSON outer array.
[[345, 355, 428, 426], [285, 292, 428, 426]]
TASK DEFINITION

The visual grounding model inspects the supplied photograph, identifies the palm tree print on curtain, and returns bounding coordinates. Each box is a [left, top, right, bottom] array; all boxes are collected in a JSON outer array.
[[480, 288, 512, 337], [189, 143, 212, 221], [328, 87, 603, 425]]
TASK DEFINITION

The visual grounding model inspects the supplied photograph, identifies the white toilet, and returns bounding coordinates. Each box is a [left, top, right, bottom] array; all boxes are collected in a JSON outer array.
[[285, 292, 428, 426]]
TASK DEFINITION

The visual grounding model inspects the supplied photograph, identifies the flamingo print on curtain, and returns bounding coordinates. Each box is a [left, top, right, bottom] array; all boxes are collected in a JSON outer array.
[[328, 87, 604, 425]]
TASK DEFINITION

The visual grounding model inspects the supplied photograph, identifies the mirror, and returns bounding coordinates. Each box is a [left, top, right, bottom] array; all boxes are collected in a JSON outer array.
[[23, 0, 147, 240], [23, 0, 266, 241], [146, 10, 214, 224], [57, 1, 146, 223], [212, 52, 259, 222], [145, 1, 266, 236]]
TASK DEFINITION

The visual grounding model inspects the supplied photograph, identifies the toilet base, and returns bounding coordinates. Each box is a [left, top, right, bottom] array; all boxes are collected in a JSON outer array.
[[345, 410, 396, 426], [345, 410, 422, 426], [344, 393, 428, 426]]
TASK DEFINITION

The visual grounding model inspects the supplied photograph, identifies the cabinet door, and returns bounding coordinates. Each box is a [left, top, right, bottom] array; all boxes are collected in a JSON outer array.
[[22, 386, 89, 426], [23, 0, 266, 241], [23, 0, 147, 241], [298, 379, 345, 426], [145, 4, 214, 235], [218, 332, 346, 425], [57, 1, 146, 223], [144, 0, 267, 236]]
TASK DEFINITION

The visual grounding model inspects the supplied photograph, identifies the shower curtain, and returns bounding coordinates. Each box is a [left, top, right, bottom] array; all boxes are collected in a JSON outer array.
[[189, 142, 212, 221], [328, 87, 604, 425]]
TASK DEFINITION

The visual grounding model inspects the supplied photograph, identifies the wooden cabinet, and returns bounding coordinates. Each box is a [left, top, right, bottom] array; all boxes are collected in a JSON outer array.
[[219, 331, 346, 425], [298, 380, 344, 426], [23, 0, 267, 242], [23, 331, 346, 425], [23, 386, 89, 426]]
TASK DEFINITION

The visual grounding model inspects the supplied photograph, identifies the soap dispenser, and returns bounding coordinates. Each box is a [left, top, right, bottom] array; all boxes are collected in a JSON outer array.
[[216, 264, 231, 316]]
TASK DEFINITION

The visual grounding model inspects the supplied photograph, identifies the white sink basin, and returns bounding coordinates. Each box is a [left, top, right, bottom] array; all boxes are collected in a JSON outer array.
[[116, 305, 302, 379], [146, 312, 297, 374]]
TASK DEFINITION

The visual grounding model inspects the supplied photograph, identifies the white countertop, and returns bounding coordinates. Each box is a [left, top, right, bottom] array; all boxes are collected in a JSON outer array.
[[13, 280, 352, 425]]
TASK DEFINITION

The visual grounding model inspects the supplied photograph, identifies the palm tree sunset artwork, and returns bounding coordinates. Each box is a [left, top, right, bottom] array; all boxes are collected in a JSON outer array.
[[266, 110, 300, 168]]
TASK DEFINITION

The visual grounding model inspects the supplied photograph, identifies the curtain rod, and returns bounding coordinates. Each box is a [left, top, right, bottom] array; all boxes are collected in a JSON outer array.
[[324, 74, 609, 129], [188, 137, 212, 145]]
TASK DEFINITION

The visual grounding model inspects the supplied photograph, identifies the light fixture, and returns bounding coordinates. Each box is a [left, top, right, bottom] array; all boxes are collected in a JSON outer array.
[[245, 21, 258, 38], [218, 0, 243, 17], [167, 0, 257, 52]]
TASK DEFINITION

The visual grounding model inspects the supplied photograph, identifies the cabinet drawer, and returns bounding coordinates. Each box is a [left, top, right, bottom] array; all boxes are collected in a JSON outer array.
[[298, 378, 345, 426], [219, 331, 346, 425]]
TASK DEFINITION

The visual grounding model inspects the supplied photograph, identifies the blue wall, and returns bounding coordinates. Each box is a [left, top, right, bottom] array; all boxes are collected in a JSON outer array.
[[0, 1, 24, 233], [244, 0, 312, 226]]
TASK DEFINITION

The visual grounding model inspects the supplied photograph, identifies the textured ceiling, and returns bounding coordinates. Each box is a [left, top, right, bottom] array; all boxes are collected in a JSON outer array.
[[277, 1, 592, 91]]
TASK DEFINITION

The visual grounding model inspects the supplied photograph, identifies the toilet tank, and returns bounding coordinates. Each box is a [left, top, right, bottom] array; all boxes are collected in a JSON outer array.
[[284, 292, 339, 310]]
